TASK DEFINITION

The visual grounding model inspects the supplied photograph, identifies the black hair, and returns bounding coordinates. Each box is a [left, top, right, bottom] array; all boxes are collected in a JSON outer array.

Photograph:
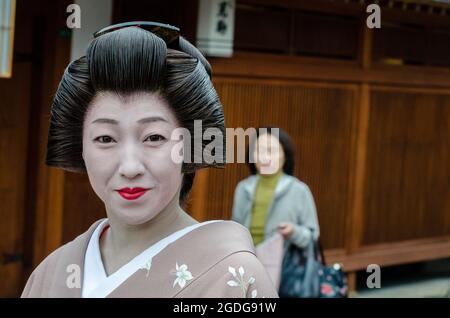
[[246, 126, 295, 176], [46, 26, 225, 203]]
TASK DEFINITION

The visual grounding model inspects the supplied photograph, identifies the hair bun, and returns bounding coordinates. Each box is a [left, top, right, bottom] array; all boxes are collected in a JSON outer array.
[[177, 36, 212, 78]]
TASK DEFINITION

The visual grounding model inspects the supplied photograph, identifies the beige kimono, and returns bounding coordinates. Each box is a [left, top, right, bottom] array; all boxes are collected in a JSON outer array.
[[21, 220, 279, 298]]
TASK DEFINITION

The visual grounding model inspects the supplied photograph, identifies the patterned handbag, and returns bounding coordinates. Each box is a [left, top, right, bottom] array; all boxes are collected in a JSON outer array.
[[316, 241, 348, 298], [279, 240, 348, 298], [279, 240, 320, 298]]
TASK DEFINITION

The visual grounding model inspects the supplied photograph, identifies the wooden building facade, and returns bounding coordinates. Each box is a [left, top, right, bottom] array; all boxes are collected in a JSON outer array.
[[0, 0, 449, 296]]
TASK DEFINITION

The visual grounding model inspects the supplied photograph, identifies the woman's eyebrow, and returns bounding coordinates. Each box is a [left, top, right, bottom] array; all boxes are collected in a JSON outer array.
[[91, 118, 119, 125], [137, 116, 168, 124], [90, 116, 168, 125]]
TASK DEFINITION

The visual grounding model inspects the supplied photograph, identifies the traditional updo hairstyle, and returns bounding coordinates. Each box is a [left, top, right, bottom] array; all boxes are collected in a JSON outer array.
[[45, 24, 225, 204]]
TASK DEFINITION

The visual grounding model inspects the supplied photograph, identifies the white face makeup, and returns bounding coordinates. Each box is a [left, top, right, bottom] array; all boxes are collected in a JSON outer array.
[[253, 133, 285, 176], [82, 92, 183, 226]]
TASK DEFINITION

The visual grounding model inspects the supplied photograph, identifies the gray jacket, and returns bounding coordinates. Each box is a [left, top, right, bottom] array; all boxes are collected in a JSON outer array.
[[231, 173, 320, 251]]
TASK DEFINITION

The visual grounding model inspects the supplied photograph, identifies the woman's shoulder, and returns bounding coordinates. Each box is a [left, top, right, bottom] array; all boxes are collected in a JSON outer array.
[[21, 219, 104, 297], [201, 219, 250, 231], [187, 220, 257, 263], [281, 174, 312, 194], [235, 174, 257, 189], [178, 247, 279, 298], [196, 220, 254, 248], [35, 218, 103, 266], [177, 221, 279, 298]]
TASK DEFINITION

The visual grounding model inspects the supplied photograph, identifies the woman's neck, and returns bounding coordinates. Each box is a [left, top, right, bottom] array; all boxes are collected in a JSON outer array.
[[100, 193, 197, 276], [259, 169, 283, 179]]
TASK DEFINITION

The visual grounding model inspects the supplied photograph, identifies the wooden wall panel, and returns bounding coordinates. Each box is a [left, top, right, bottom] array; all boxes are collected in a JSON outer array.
[[189, 79, 358, 249], [362, 88, 450, 245], [0, 63, 31, 297]]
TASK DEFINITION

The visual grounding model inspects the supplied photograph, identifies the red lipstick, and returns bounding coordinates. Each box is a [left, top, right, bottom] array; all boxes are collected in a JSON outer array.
[[117, 187, 149, 200]]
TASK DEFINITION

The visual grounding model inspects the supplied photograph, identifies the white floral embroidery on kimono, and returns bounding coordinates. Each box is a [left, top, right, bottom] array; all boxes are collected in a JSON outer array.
[[141, 260, 152, 277], [227, 266, 258, 298], [172, 263, 194, 289]]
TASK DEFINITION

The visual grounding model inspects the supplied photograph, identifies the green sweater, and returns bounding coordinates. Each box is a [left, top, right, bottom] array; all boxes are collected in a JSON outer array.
[[249, 171, 283, 245]]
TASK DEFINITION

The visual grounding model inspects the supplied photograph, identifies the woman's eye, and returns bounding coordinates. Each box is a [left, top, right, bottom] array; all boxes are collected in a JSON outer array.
[[145, 134, 166, 143], [94, 136, 115, 144]]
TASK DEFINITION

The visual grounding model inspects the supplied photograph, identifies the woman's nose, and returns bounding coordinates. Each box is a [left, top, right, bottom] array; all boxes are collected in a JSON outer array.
[[118, 145, 145, 179], [258, 151, 271, 164]]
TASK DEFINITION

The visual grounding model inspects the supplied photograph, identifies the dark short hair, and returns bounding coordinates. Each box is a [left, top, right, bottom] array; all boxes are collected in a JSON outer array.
[[46, 26, 225, 203], [246, 126, 295, 176]]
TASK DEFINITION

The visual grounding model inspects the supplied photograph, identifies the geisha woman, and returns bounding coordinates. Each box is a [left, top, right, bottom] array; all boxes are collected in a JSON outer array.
[[21, 22, 278, 298]]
